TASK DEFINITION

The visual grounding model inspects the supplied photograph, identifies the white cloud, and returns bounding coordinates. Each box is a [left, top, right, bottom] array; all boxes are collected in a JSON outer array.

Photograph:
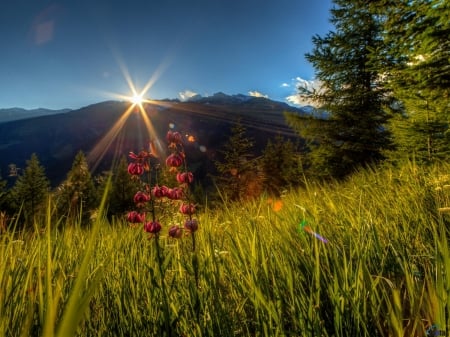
[[281, 83, 290, 88], [178, 90, 198, 101], [295, 77, 318, 91], [248, 90, 268, 98], [285, 77, 324, 107], [286, 94, 305, 106]]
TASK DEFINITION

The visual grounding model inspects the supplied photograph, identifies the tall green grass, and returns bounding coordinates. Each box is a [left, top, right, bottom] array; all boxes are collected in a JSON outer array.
[[0, 162, 449, 336]]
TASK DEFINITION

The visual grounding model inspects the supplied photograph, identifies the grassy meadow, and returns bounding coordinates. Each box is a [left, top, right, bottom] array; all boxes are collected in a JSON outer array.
[[1, 162, 449, 337]]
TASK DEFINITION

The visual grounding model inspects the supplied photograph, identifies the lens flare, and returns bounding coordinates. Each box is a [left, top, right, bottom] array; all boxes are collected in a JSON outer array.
[[86, 63, 166, 171], [87, 104, 136, 170], [130, 93, 144, 105]]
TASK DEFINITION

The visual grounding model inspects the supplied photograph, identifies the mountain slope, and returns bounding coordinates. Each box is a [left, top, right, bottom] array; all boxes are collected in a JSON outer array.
[[0, 107, 71, 123], [0, 95, 305, 186]]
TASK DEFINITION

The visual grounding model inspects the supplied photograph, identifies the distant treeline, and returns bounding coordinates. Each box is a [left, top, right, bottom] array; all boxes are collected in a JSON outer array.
[[0, 125, 305, 229]]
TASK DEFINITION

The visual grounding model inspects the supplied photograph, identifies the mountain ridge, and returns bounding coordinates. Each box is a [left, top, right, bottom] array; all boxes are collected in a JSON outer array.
[[0, 107, 72, 123], [0, 95, 305, 186]]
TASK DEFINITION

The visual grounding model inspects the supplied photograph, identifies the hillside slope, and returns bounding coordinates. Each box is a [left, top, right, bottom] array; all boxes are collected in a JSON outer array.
[[0, 95, 304, 185]]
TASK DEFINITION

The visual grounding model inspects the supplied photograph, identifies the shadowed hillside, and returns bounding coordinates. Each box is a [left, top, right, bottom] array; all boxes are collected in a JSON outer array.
[[0, 95, 305, 186], [0, 107, 72, 123]]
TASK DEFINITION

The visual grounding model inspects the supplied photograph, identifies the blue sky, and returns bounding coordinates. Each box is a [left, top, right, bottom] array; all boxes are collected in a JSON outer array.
[[0, 0, 333, 109]]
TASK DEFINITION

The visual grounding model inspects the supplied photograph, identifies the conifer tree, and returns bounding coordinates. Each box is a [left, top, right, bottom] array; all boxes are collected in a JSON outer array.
[[10, 153, 50, 227], [55, 151, 97, 223], [0, 174, 11, 217], [0, 175, 6, 204], [108, 156, 138, 217], [214, 119, 256, 201], [377, 0, 450, 162], [288, 0, 392, 178], [260, 135, 302, 195]]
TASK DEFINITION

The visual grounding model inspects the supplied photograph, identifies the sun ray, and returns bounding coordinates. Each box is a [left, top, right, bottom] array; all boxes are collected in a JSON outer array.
[[137, 103, 165, 157], [87, 104, 136, 171], [140, 47, 174, 97], [116, 56, 138, 98], [83, 42, 294, 177], [83, 43, 181, 175]]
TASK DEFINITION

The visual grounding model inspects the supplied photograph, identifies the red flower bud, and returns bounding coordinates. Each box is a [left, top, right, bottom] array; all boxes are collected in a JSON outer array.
[[127, 162, 144, 176], [167, 187, 184, 200], [162, 185, 170, 196], [152, 185, 169, 198], [168, 225, 183, 238], [127, 211, 145, 223], [166, 131, 182, 144], [176, 172, 194, 184], [179, 203, 196, 215], [152, 185, 163, 198], [133, 191, 150, 205], [144, 221, 162, 234], [165, 153, 183, 168], [129, 150, 151, 160], [184, 219, 198, 232]]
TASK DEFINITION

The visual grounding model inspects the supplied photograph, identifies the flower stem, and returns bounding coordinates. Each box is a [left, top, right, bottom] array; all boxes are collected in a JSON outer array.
[[155, 236, 172, 336], [191, 230, 196, 252]]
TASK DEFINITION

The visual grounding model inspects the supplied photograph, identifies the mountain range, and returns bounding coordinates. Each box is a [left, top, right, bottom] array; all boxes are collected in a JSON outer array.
[[0, 93, 306, 186], [0, 107, 72, 123]]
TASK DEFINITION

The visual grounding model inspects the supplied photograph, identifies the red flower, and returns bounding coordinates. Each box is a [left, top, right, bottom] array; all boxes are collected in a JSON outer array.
[[179, 203, 196, 215], [168, 225, 183, 238], [184, 219, 198, 232], [129, 150, 152, 160], [166, 131, 182, 144], [152, 185, 169, 198], [127, 162, 144, 176], [133, 191, 150, 205], [176, 172, 194, 184], [127, 211, 145, 223], [165, 153, 183, 168], [152, 185, 163, 198], [144, 221, 162, 234], [167, 187, 184, 200]]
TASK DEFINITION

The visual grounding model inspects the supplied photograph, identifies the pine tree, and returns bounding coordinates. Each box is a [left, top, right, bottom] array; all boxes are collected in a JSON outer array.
[[108, 156, 138, 217], [214, 119, 257, 201], [378, 0, 450, 162], [55, 151, 97, 223], [0, 174, 9, 216], [260, 135, 302, 195], [288, 0, 392, 178], [10, 153, 50, 227], [0, 174, 6, 203], [0, 175, 7, 232]]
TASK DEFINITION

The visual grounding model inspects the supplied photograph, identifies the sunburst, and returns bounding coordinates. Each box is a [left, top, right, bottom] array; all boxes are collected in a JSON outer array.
[[86, 60, 168, 171], [130, 93, 144, 105]]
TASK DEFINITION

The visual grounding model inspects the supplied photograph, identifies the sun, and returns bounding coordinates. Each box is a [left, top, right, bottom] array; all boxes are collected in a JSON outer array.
[[87, 58, 171, 171], [130, 93, 144, 105]]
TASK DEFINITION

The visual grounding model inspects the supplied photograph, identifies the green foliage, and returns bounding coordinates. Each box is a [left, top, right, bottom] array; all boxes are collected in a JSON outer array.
[[292, 0, 392, 178], [285, 113, 333, 176], [55, 151, 98, 224], [0, 179, 109, 337], [106, 156, 138, 217], [288, 0, 448, 173], [55, 178, 110, 337], [214, 119, 259, 200], [1, 161, 449, 336], [0, 174, 7, 210], [260, 134, 303, 195], [376, 0, 450, 163], [9, 153, 50, 227]]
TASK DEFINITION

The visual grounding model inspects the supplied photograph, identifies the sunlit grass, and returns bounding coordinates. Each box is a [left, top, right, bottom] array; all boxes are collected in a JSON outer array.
[[1, 162, 449, 336]]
